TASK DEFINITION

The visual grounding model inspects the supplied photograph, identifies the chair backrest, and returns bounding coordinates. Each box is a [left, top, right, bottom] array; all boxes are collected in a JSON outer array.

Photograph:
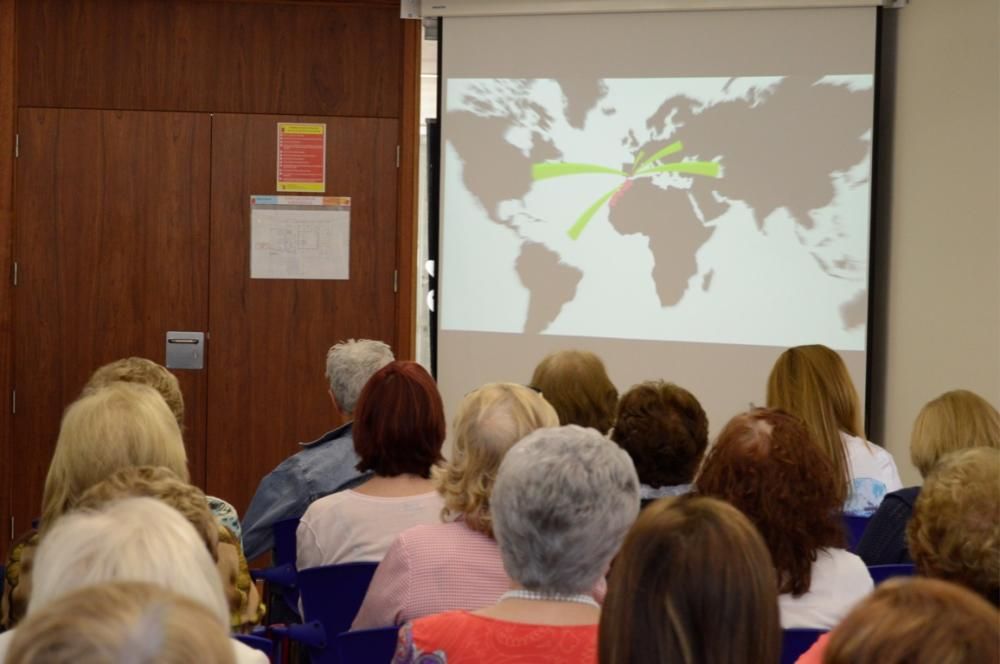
[[234, 634, 275, 662], [868, 563, 916, 585], [272, 517, 301, 567], [297, 562, 381, 664], [842, 515, 871, 552], [781, 628, 827, 664], [336, 626, 399, 664]]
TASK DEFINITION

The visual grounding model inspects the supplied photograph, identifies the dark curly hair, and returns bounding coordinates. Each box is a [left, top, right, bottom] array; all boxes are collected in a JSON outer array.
[[611, 382, 708, 487], [695, 408, 846, 596]]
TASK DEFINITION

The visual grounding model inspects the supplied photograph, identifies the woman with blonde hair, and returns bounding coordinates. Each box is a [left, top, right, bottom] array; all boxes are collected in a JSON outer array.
[[7, 582, 236, 664], [1, 382, 188, 628], [599, 496, 780, 664], [857, 389, 1000, 565], [352, 383, 560, 628], [767, 344, 901, 515]]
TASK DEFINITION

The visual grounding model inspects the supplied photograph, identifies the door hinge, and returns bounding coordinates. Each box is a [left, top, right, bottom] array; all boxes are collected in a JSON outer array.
[[393, 269, 399, 293], [11, 388, 15, 415], [396, 145, 400, 168], [12, 261, 17, 286], [14, 133, 18, 158]]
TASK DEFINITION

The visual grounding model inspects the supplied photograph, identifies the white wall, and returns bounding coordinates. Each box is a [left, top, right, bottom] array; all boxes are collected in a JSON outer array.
[[877, 0, 1000, 485]]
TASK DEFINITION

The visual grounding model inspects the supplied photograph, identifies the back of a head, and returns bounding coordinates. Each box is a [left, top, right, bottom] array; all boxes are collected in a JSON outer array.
[[696, 409, 845, 596], [75, 466, 219, 562], [353, 360, 445, 478], [822, 578, 999, 664], [8, 582, 236, 664], [41, 383, 189, 530], [766, 345, 861, 485], [530, 350, 618, 434], [29, 496, 229, 625], [433, 383, 559, 536], [491, 425, 639, 595], [599, 496, 779, 664], [908, 447, 1000, 605], [910, 389, 1000, 477], [325, 339, 395, 415], [612, 381, 709, 488], [84, 357, 186, 429]]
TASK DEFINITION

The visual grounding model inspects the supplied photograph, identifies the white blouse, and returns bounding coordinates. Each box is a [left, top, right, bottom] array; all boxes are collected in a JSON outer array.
[[297, 490, 444, 569], [841, 432, 903, 516], [779, 548, 873, 629]]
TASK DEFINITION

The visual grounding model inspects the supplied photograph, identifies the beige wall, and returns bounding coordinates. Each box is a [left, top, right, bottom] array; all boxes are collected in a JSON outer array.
[[877, 0, 1000, 485]]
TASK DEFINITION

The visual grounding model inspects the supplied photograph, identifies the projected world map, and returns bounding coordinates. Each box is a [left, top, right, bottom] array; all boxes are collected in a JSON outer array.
[[442, 77, 873, 349]]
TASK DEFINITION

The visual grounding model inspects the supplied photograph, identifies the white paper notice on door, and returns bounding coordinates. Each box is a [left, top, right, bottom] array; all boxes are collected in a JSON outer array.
[[250, 195, 350, 280]]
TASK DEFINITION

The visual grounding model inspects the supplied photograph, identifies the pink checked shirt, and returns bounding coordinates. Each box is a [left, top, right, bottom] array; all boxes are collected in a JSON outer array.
[[352, 520, 607, 630]]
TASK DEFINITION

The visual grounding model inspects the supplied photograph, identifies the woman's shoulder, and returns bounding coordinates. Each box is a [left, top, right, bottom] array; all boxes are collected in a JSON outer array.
[[816, 548, 871, 580]]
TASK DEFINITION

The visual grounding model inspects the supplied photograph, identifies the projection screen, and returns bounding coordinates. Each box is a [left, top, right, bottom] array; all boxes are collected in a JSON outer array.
[[436, 7, 878, 435]]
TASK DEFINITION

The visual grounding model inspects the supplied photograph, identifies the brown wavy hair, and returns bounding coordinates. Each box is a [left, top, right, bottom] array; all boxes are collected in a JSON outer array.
[[530, 350, 618, 434], [824, 578, 999, 664], [599, 496, 780, 664], [612, 382, 708, 487], [695, 408, 846, 596], [908, 447, 1000, 606]]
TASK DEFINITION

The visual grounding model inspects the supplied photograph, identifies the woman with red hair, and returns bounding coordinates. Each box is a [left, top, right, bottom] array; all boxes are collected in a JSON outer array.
[[696, 408, 872, 629], [297, 361, 446, 568]]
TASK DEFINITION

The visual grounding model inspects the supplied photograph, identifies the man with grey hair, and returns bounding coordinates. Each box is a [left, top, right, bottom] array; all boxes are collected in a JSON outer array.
[[392, 425, 640, 662], [242, 339, 393, 559]]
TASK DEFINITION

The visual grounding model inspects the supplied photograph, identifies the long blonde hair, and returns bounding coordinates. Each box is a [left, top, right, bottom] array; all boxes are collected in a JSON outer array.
[[432, 383, 558, 537], [40, 382, 189, 531], [766, 344, 863, 486], [910, 390, 1000, 477]]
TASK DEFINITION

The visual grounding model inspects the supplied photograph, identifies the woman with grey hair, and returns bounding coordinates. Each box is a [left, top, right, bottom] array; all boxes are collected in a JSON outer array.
[[392, 425, 640, 664]]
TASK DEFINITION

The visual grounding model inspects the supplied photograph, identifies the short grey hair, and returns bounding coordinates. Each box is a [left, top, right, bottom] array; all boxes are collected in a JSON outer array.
[[29, 497, 229, 626], [491, 425, 640, 594], [325, 339, 394, 415]]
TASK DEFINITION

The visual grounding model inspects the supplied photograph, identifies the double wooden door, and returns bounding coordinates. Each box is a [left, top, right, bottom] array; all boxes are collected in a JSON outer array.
[[11, 108, 399, 538]]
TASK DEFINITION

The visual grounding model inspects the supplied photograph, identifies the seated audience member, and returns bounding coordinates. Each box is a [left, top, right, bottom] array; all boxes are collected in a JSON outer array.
[[392, 425, 640, 664], [1, 382, 189, 629], [353, 383, 560, 628], [83, 357, 261, 627], [7, 582, 236, 664], [767, 345, 902, 515], [611, 381, 708, 505], [696, 409, 873, 629], [908, 447, 999, 606], [243, 339, 394, 560], [74, 466, 261, 629], [795, 578, 998, 664], [297, 361, 446, 568], [599, 495, 780, 664], [83, 356, 242, 535], [0, 497, 266, 664], [530, 350, 618, 434], [857, 389, 1000, 565]]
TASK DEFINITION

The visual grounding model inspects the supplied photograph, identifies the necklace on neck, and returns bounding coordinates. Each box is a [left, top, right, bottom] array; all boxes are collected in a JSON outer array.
[[499, 589, 600, 609]]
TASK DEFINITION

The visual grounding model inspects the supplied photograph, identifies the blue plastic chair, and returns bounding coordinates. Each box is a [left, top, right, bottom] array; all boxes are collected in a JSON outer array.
[[272, 562, 380, 664], [337, 626, 399, 664], [842, 515, 871, 552], [251, 517, 302, 620], [868, 563, 916, 585], [781, 628, 827, 664], [234, 634, 279, 663]]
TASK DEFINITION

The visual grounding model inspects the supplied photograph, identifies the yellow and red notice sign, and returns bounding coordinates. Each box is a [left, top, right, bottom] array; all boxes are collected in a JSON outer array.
[[277, 123, 326, 192]]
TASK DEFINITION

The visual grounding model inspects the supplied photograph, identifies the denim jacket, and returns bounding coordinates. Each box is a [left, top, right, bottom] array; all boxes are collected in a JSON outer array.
[[241, 422, 364, 560]]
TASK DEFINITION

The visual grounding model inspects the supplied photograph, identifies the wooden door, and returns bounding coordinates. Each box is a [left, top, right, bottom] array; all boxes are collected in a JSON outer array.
[[206, 114, 399, 514], [11, 108, 211, 534]]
